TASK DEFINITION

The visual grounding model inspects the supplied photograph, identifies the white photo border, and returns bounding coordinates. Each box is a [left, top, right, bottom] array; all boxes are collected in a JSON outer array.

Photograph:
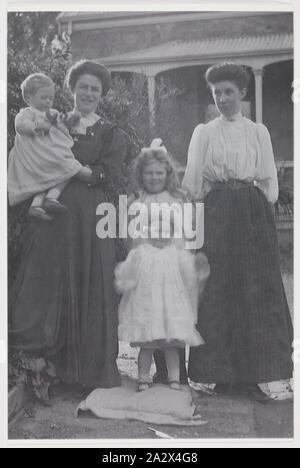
[[2, 0, 298, 448]]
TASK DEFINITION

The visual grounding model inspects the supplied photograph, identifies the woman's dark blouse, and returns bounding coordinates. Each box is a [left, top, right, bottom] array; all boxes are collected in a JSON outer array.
[[9, 118, 128, 388]]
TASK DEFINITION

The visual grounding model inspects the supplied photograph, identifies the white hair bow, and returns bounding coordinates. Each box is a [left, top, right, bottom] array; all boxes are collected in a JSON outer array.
[[141, 138, 168, 155], [150, 138, 168, 154]]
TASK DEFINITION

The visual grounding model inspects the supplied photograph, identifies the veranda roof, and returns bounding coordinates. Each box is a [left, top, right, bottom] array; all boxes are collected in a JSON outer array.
[[97, 33, 293, 66]]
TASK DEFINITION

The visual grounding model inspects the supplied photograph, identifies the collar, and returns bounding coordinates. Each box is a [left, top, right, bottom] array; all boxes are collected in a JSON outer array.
[[29, 107, 47, 117], [221, 110, 243, 123], [74, 108, 99, 123]]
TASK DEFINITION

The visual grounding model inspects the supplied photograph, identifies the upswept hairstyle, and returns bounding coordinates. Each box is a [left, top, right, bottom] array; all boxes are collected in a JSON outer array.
[[21, 73, 54, 103], [65, 60, 111, 96], [205, 62, 250, 91]]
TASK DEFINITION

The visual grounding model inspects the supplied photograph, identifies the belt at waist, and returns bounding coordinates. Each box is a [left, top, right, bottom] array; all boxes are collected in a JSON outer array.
[[212, 180, 254, 190]]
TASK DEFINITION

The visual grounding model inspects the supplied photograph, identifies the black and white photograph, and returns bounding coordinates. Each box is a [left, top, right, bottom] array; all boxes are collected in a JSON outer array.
[[5, 2, 297, 446]]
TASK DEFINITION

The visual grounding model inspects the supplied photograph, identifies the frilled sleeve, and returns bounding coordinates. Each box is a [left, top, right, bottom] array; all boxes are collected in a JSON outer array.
[[255, 124, 279, 204], [89, 123, 128, 186], [15, 108, 36, 136], [181, 124, 211, 201]]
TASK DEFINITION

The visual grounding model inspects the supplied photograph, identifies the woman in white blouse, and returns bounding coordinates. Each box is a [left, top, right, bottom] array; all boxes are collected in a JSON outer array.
[[183, 63, 293, 402]]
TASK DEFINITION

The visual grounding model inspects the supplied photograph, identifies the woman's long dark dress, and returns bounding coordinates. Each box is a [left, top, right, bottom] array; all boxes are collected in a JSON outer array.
[[9, 119, 127, 388], [188, 185, 293, 384]]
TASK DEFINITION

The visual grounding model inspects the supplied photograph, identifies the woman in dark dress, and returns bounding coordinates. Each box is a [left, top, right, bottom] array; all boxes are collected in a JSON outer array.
[[9, 60, 128, 389]]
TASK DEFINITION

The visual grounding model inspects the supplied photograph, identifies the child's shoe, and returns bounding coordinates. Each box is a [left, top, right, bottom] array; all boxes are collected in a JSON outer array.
[[29, 206, 53, 222], [169, 381, 182, 391], [137, 380, 152, 392], [43, 198, 68, 213]]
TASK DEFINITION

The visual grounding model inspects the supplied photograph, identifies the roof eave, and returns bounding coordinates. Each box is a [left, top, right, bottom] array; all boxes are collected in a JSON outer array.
[[99, 47, 293, 68]]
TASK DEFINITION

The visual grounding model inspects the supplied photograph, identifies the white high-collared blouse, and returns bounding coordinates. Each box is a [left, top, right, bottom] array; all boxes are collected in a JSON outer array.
[[182, 112, 279, 203]]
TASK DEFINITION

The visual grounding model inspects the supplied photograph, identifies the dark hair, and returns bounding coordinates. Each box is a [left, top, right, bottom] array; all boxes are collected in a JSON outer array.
[[205, 62, 250, 90], [65, 60, 111, 95], [21, 73, 54, 103]]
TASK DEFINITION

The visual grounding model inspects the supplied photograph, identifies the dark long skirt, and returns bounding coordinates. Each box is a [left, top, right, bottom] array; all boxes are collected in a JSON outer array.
[[188, 184, 293, 384], [9, 178, 121, 389]]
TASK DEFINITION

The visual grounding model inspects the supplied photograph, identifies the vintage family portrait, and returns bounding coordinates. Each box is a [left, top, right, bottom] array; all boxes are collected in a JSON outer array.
[[6, 6, 295, 444]]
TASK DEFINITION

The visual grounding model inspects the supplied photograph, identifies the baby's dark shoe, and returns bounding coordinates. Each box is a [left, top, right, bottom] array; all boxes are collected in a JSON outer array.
[[29, 206, 53, 222], [43, 198, 68, 213]]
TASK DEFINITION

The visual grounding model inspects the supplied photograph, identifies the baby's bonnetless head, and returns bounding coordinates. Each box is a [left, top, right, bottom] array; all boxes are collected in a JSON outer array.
[[21, 73, 55, 111], [133, 141, 180, 195]]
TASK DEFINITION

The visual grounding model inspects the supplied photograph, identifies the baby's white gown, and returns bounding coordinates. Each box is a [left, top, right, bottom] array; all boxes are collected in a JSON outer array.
[[8, 107, 82, 206], [115, 191, 209, 348]]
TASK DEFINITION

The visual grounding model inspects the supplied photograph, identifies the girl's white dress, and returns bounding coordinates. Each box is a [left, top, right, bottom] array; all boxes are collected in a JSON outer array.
[[115, 191, 209, 348], [8, 107, 82, 206]]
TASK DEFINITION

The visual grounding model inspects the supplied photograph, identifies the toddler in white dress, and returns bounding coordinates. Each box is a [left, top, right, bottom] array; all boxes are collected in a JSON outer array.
[[115, 140, 210, 392], [8, 73, 90, 221]]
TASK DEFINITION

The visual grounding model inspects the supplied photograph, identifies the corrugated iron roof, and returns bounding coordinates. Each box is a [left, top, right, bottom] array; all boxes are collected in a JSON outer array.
[[99, 34, 293, 64]]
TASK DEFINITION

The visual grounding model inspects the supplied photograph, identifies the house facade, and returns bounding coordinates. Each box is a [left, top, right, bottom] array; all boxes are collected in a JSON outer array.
[[57, 11, 293, 167]]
